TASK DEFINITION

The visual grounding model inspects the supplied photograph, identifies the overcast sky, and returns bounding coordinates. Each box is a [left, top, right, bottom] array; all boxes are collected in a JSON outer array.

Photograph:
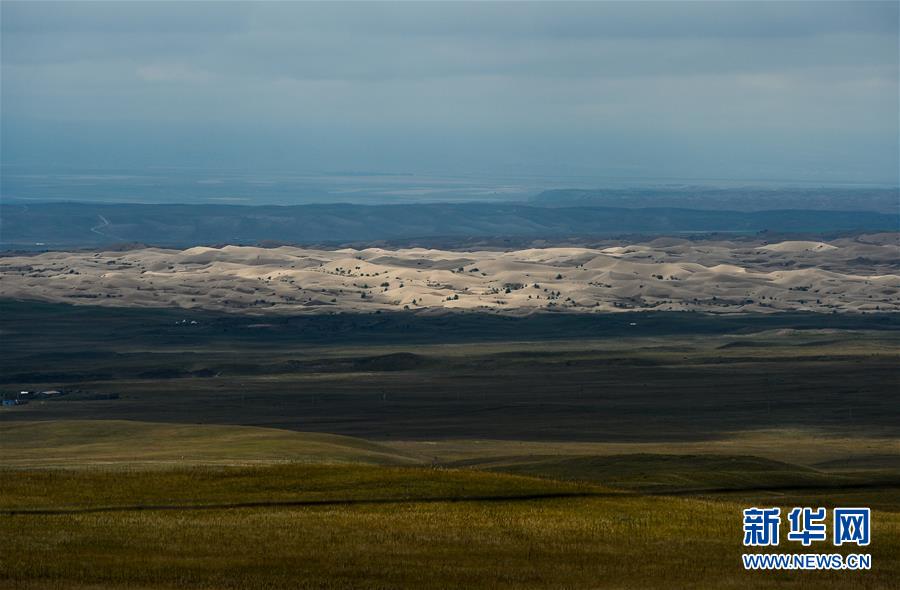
[[2, 1, 898, 184]]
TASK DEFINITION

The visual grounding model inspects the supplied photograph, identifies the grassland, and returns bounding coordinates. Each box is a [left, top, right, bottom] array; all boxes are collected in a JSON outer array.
[[2, 420, 899, 589], [0, 420, 418, 468], [1, 301, 898, 587], [2, 301, 898, 442]]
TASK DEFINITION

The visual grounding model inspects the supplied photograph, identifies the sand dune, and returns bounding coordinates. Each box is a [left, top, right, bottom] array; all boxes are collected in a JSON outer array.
[[1, 236, 897, 314]]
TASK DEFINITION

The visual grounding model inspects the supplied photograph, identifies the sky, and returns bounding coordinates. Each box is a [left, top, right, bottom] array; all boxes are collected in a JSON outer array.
[[2, 1, 898, 184]]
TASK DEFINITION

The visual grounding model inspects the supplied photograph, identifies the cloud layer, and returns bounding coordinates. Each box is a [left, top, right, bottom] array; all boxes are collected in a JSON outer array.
[[2, 1, 897, 183]]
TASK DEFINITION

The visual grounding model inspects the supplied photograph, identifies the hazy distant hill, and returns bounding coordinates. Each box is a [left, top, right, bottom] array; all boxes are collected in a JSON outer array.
[[1, 202, 896, 249], [532, 187, 899, 214]]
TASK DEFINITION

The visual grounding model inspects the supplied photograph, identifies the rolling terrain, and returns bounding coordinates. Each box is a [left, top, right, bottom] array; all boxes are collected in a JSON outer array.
[[1, 235, 898, 314], [2, 420, 898, 589], [1, 235, 897, 589], [2, 298, 898, 588]]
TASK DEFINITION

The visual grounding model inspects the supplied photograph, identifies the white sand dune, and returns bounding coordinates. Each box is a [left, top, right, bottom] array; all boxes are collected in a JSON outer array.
[[1, 237, 897, 314], [760, 241, 838, 253]]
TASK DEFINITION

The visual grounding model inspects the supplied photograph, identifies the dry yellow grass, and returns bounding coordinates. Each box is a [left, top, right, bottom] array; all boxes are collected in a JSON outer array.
[[1, 463, 897, 590], [388, 428, 900, 468], [0, 420, 418, 468]]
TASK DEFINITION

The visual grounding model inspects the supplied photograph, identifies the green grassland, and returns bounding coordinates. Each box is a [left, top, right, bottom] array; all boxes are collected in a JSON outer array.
[[0, 420, 418, 468], [1, 301, 898, 587], [4, 467, 898, 590], [2, 420, 899, 589]]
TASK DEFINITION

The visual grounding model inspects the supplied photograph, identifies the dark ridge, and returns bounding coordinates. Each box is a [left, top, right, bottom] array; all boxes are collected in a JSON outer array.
[[1, 201, 896, 250], [532, 187, 900, 214]]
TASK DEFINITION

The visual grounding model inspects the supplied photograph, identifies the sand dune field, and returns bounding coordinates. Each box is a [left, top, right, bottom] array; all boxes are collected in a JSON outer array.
[[1, 234, 897, 314]]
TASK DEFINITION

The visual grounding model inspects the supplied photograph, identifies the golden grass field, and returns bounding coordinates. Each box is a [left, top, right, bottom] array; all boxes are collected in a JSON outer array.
[[1, 421, 898, 589]]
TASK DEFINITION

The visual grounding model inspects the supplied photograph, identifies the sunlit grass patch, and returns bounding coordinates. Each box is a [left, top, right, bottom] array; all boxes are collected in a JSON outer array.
[[1, 463, 898, 589]]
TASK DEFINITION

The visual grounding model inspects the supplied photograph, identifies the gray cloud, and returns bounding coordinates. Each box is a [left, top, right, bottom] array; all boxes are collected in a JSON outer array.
[[1, 1, 897, 183]]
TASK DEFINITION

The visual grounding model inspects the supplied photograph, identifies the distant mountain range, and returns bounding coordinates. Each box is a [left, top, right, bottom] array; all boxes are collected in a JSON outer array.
[[1, 201, 896, 250], [531, 187, 899, 214]]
